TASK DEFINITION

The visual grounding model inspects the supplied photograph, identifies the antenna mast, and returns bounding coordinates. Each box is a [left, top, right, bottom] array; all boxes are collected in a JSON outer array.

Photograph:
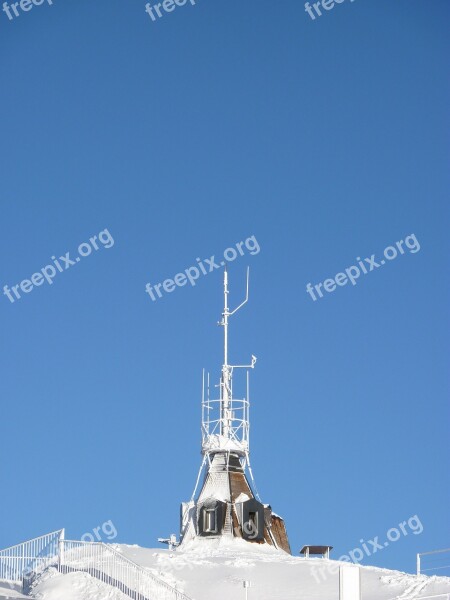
[[200, 268, 255, 459], [193, 267, 261, 501], [219, 267, 251, 440], [221, 268, 231, 438]]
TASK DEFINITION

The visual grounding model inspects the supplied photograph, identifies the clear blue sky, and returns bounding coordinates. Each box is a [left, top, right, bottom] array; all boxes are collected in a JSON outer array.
[[0, 0, 448, 576]]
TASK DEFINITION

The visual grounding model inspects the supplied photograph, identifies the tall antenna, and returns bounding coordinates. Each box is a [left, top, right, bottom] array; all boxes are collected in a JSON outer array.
[[200, 268, 256, 460], [219, 267, 252, 440], [191, 267, 262, 502]]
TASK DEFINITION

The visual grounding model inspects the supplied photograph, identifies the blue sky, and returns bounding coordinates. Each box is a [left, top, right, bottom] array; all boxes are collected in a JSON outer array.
[[0, 0, 449, 576]]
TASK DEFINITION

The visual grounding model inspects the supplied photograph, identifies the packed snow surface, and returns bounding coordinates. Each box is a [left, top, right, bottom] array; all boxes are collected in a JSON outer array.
[[0, 581, 28, 600], [0, 570, 129, 600], [117, 539, 450, 600], [1, 539, 449, 600]]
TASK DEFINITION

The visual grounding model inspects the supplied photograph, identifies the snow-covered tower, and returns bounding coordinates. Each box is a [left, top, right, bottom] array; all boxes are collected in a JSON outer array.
[[179, 269, 291, 553]]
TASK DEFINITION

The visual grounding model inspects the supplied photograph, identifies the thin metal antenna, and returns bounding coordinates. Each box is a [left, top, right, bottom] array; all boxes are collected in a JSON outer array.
[[202, 369, 205, 405], [247, 457, 261, 501], [219, 267, 251, 439], [245, 369, 261, 501], [229, 267, 250, 316], [247, 370, 249, 417], [190, 453, 207, 501]]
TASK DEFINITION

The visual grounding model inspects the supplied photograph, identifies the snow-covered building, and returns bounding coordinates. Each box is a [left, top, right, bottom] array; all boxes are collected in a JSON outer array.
[[179, 269, 290, 553]]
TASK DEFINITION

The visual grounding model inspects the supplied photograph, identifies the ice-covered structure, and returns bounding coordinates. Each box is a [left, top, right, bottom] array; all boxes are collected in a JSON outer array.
[[179, 269, 290, 553]]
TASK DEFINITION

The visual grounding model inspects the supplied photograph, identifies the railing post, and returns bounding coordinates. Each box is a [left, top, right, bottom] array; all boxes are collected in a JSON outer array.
[[58, 529, 65, 572]]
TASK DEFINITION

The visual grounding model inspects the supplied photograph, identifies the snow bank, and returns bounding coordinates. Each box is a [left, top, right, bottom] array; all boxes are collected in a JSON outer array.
[[8, 543, 450, 600], [0, 580, 28, 600], [118, 542, 450, 600], [32, 569, 128, 600]]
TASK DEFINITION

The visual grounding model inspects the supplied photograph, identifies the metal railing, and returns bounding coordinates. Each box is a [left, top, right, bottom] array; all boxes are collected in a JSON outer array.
[[0, 532, 193, 600], [0, 529, 64, 582], [417, 548, 450, 576], [59, 540, 193, 600]]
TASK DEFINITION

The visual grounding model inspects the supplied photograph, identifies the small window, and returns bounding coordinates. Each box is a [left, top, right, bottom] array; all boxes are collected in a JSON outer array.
[[248, 511, 258, 537], [203, 508, 217, 533]]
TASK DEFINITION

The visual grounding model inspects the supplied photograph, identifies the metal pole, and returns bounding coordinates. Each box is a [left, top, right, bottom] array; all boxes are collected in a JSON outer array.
[[58, 529, 65, 572], [221, 268, 231, 438], [223, 268, 228, 367], [417, 553, 420, 575]]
